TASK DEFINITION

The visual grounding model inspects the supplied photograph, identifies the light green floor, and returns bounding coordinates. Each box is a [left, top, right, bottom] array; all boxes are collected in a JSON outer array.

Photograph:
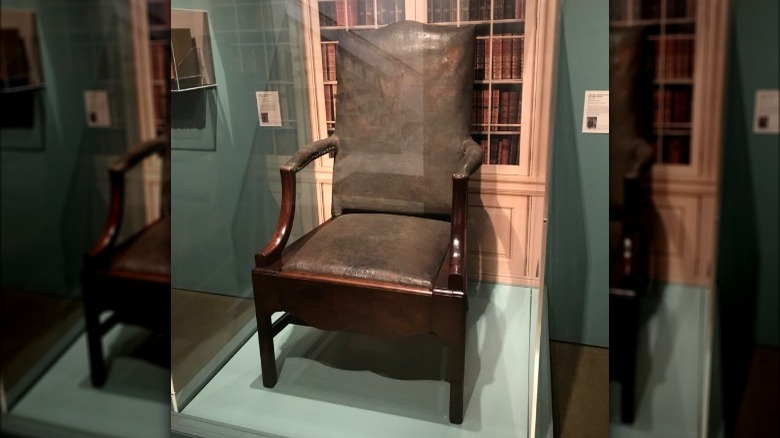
[[7, 323, 169, 438], [609, 283, 710, 437], [179, 283, 538, 437]]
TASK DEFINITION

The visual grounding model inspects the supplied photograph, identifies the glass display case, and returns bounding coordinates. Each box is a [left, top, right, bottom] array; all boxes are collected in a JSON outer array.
[[169, 0, 558, 436]]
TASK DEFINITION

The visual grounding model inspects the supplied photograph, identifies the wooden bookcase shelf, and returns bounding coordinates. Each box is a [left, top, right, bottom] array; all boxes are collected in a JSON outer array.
[[147, 0, 170, 135], [610, 0, 729, 285]]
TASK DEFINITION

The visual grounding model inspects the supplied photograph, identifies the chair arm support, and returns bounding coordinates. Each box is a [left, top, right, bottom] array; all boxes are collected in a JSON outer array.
[[256, 136, 339, 267], [85, 137, 168, 261], [109, 137, 167, 175], [281, 135, 339, 174], [448, 138, 483, 290]]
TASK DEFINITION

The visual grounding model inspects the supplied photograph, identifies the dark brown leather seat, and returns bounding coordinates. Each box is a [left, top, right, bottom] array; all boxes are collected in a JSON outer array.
[[283, 213, 451, 288], [252, 21, 480, 424], [110, 217, 171, 277], [81, 137, 170, 387]]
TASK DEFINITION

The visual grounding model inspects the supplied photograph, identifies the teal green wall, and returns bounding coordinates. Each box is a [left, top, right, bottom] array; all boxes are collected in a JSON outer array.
[[717, 0, 779, 348], [171, 0, 311, 297], [1, 0, 141, 296], [545, 0, 609, 347]]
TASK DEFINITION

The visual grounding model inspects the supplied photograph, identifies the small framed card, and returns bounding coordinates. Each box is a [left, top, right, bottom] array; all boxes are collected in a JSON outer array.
[[582, 90, 609, 134]]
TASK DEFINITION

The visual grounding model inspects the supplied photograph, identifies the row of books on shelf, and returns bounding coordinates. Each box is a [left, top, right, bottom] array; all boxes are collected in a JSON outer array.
[[428, 0, 526, 23], [610, 0, 695, 22], [318, 0, 404, 27], [321, 43, 337, 82], [472, 89, 521, 129], [651, 36, 694, 80], [653, 87, 691, 124], [475, 35, 524, 80], [152, 83, 168, 125], [478, 136, 519, 165]]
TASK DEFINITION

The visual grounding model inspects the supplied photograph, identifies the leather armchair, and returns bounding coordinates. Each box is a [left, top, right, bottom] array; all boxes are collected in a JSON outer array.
[[252, 21, 479, 424], [609, 26, 655, 424], [81, 136, 170, 387]]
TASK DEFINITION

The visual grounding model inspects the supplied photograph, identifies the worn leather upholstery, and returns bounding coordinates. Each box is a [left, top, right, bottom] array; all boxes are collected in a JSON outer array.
[[332, 21, 476, 218], [283, 213, 450, 288], [110, 217, 171, 276]]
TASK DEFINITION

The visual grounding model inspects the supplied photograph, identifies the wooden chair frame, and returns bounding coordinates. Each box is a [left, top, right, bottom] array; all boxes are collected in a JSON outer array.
[[252, 134, 481, 424]]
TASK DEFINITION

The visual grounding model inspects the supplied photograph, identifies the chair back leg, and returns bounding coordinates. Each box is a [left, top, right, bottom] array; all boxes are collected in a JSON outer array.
[[257, 312, 278, 388], [82, 286, 107, 387]]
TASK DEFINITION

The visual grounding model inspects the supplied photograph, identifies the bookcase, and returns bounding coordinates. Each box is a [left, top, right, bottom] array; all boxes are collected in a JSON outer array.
[[131, 0, 170, 223], [302, 0, 558, 285], [147, 0, 170, 135], [610, 0, 729, 285]]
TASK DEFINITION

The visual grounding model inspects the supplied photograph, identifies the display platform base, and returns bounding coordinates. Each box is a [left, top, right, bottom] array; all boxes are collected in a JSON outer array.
[[609, 283, 711, 437], [174, 282, 548, 437], [3, 322, 169, 438]]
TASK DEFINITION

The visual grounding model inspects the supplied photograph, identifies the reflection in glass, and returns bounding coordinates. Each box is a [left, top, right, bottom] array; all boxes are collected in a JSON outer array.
[[609, 0, 778, 436], [1, 1, 170, 436]]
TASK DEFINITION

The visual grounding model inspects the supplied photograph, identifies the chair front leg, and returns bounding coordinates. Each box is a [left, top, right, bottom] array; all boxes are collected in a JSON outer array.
[[82, 281, 107, 387], [432, 291, 467, 424], [447, 306, 466, 424]]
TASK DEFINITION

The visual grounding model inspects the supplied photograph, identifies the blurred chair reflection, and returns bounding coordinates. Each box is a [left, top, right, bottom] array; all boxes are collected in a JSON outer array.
[[609, 26, 655, 424], [80, 136, 170, 387]]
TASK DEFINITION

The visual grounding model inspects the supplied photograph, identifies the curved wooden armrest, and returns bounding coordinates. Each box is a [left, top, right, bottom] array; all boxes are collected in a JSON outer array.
[[255, 135, 339, 268], [110, 136, 167, 175], [86, 137, 168, 261], [448, 138, 483, 290]]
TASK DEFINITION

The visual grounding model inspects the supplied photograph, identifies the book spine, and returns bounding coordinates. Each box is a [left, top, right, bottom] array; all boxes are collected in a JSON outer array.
[[433, 0, 442, 23], [510, 37, 523, 79], [496, 0, 504, 20], [321, 44, 329, 81], [492, 37, 502, 79], [357, 0, 366, 25], [491, 88, 499, 127], [482, 89, 489, 127], [508, 89, 520, 128], [502, 37, 512, 79], [395, 0, 403, 23], [459, 0, 468, 22], [499, 90, 509, 130], [474, 38, 485, 79], [325, 85, 333, 121], [499, 138, 510, 164], [336, 0, 346, 26], [490, 138, 499, 164], [472, 90, 478, 126], [349, 0, 359, 26], [329, 44, 337, 80]]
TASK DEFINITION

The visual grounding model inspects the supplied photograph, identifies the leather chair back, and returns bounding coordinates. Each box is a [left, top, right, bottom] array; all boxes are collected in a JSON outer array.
[[332, 21, 476, 219]]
